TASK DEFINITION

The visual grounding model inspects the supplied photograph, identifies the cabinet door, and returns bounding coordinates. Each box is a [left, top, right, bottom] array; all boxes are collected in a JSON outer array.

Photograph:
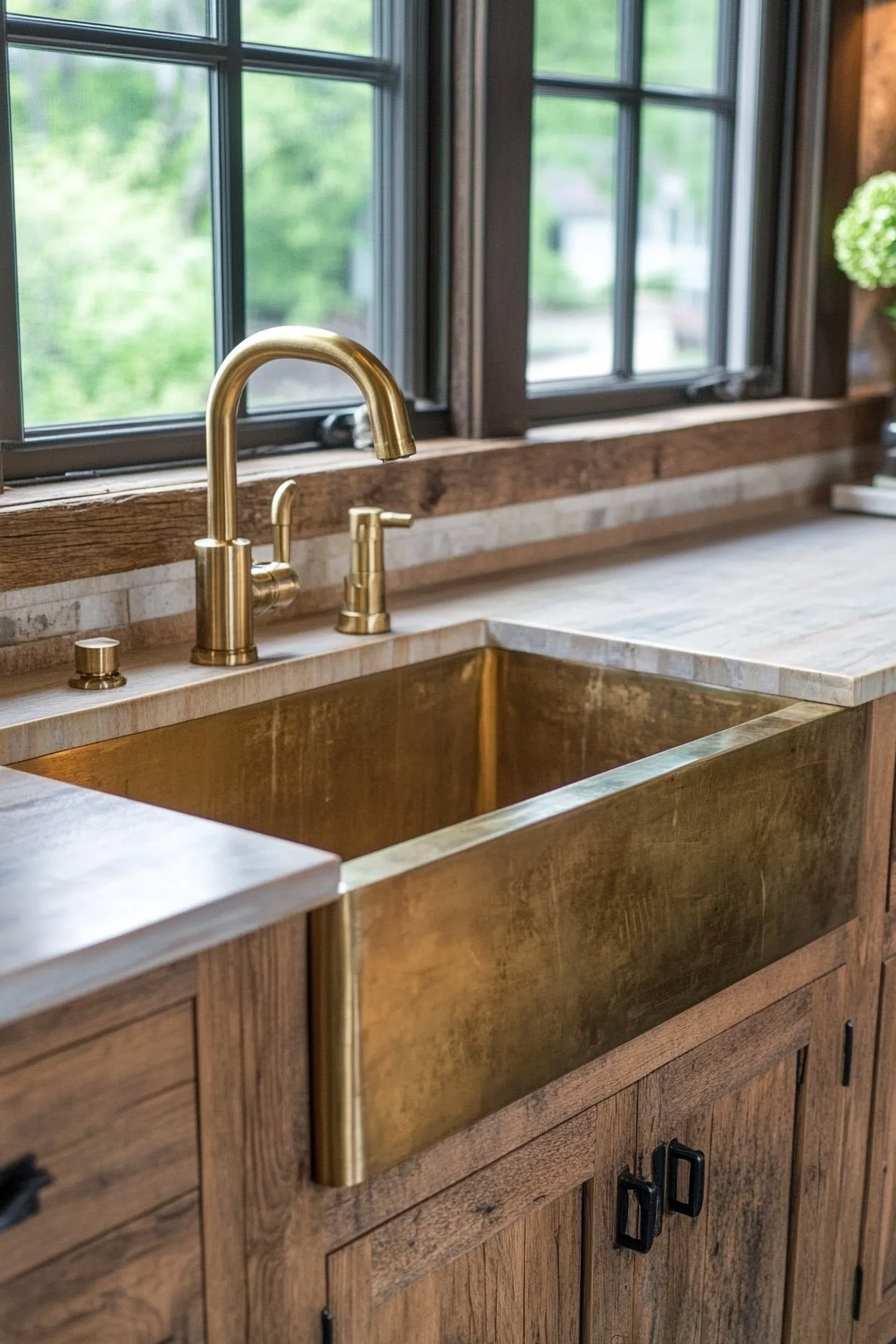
[[326, 1109, 596, 1343], [856, 956, 896, 1343], [587, 975, 850, 1344], [328, 978, 850, 1344]]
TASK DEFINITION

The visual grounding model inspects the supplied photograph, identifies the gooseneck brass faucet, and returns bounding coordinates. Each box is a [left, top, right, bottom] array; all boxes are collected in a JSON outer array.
[[191, 327, 416, 666]]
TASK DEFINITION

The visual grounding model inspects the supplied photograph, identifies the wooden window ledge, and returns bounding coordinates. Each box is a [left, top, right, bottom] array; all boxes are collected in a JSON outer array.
[[0, 395, 885, 593]]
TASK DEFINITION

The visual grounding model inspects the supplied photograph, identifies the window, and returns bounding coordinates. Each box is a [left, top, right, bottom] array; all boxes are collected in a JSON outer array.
[[0, 0, 446, 478], [526, 0, 795, 419], [0, 0, 801, 476]]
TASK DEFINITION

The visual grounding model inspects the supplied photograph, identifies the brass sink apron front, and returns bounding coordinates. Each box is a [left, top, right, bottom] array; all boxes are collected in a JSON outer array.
[[15, 649, 868, 1186]]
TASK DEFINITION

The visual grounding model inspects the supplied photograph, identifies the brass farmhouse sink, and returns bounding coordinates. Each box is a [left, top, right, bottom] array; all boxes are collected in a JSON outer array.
[[15, 649, 867, 1184]]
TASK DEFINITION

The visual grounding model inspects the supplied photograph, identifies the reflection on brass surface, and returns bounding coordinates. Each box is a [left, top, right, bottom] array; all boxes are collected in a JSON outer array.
[[336, 506, 414, 636], [192, 327, 416, 666], [14, 651, 867, 1185]]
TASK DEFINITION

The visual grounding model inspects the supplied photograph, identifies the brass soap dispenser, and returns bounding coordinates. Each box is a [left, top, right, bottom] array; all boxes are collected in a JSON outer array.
[[336, 506, 413, 635]]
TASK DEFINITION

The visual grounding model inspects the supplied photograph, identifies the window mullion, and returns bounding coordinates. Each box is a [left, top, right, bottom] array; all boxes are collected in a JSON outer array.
[[614, 0, 643, 378], [211, 0, 245, 369], [0, 28, 24, 465]]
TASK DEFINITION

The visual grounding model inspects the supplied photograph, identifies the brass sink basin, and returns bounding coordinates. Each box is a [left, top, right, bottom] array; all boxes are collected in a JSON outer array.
[[14, 648, 867, 1184]]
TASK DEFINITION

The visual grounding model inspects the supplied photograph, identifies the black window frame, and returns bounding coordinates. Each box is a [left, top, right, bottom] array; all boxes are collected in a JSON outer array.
[[451, 0, 802, 438], [0, 0, 451, 481], [0, 0, 866, 477]]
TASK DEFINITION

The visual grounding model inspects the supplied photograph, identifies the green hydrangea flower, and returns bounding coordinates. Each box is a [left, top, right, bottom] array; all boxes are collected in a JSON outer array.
[[834, 172, 896, 291]]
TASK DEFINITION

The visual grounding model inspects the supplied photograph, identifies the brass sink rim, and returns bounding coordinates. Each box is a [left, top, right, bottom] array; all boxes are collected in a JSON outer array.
[[340, 697, 835, 893]]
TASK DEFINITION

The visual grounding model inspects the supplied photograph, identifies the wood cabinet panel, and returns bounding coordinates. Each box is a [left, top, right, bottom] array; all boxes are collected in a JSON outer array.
[[0, 960, 196, 1077], [581, 978, 855, 1344], [327, 1107, 592, 1343], [857, 958, 896, 1339], [0, 1004, 198, 1284], [0, 1192, 204, 1344], [698, 1058, 795, 1343], [330, 1185, 583, 1344]]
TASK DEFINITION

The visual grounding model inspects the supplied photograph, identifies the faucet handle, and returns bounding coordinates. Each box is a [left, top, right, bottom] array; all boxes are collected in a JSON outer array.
[[252, 478, 301, 617], [379, 511, 414, 530], [271, 478, 298, 564]]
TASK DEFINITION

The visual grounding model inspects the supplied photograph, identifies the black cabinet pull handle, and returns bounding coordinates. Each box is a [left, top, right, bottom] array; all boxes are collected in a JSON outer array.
[[616, 1168, 660, 1254], [667, 1140, 705, 1218], [0, 1155, 53, 1234]]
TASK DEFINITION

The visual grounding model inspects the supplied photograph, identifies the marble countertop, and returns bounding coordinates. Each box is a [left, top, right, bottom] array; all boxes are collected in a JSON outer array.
[[2, 505, 894, 1026]]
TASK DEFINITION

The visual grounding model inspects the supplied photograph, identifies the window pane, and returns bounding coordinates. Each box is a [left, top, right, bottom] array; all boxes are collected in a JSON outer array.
[[243, 73, 374, 408], [643, 0, 720, 91], [9, 49, 214, 427], [634, 105, 713, 374], [528, 96, 617, 386], [534, 0, 618, 80], [241, 0, 372, 54], [8, 0, 208, 36]]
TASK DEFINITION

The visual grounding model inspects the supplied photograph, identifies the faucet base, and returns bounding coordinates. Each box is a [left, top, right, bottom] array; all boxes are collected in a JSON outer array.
[[190, 645, 259, 667], [336, 610, 391, 636]]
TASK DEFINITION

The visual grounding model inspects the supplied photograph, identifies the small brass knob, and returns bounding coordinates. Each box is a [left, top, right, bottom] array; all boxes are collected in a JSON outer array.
[[69, 638, 127, 691]]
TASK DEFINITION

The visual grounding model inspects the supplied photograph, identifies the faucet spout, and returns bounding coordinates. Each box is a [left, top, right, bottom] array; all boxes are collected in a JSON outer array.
[[205, 326, 416, 542], [192, 326, 416, 667]]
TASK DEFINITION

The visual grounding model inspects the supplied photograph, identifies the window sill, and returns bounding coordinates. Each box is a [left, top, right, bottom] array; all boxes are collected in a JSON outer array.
[[0, 394, 885, 593]]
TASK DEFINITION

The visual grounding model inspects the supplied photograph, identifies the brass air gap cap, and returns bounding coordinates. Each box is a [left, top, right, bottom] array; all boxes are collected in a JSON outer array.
[[70, 637, 127, 691]]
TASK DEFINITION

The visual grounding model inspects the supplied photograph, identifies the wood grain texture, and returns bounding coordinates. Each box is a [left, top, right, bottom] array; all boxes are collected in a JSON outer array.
[[0, 1004, 194, 1157], [858, 959, 896, 1338], [240, 916, 311, 1344], [0, 957, 196, 1075], [585, 1085, 637, 1344], [329, 1186, 582, 1344], [844, 694, 896, 1340], [698, 1057, 795, 1343], [0, 399, 881, 590], [0, 1192, 205, 1344], [196, 938, 247, 1344], [0, 1081, 198, 1285], [632, 997, 805, 1344], [641, 987, 811, 1129], [784, 967, 850, 1344], [368, 1108, 595, 1305]]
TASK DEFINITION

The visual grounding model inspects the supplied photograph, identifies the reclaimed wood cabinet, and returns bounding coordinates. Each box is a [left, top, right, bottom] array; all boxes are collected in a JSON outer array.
[[0, 964, 204, 1344], [325, 978, 848, 1344]]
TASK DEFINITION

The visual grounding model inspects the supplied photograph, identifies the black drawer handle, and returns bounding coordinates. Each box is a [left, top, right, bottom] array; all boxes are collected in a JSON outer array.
[[616, 1168, 660, 1254], [0, 1155, 54, 1234], [667, 1140, 705, 1218]]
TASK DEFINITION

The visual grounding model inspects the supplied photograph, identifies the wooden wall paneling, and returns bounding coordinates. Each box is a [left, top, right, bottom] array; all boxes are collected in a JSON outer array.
[[0, 1192, 205, 1344]]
